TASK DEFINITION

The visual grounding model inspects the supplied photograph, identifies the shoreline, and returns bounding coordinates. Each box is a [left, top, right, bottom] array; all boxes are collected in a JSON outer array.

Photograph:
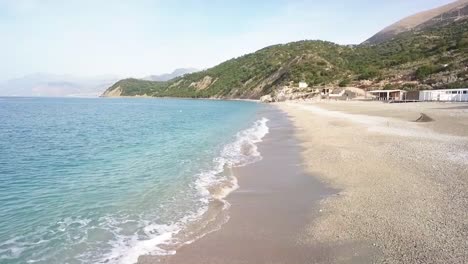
[[138, 105, 368, 263], [137, 100, 467, 263], [99, 95, 260, 103], [131, 113, 270, 264]]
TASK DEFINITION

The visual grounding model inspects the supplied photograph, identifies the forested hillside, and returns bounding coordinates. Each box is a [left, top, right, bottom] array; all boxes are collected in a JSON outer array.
[[103, 17, 468, 99]]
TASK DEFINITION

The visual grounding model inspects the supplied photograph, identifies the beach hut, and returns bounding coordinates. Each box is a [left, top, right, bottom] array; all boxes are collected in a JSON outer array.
[[419, 88, 468, 102], [299, 82, 308, 89], [368, 89, 407, 101]]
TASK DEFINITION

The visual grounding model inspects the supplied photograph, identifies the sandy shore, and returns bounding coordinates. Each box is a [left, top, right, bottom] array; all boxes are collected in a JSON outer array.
[[278, 101, 468, 263], [139, 105, 376, 263], [137, 101, 467, 263]]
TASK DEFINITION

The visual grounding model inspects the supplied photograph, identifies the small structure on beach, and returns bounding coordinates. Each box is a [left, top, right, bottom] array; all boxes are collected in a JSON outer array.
[[329, 88, 356, 100], [419, 88, 468, 102], [368, 89, 407, 101], [299, 82, 308, 89]]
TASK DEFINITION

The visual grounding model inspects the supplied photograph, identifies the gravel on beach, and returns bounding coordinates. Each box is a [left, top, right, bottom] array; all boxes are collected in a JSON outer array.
[[279, 101, 468, 264]]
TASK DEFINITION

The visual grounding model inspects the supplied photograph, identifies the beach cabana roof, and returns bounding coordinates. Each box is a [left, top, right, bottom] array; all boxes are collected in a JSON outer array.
[[368, 89, 407, 93]]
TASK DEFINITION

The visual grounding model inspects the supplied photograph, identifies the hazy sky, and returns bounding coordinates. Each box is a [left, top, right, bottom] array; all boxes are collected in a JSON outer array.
[[0, 0, 455, 80]]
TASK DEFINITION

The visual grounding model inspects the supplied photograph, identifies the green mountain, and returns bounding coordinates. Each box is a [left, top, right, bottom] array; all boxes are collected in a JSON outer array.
[[103, 4, 468, 99]]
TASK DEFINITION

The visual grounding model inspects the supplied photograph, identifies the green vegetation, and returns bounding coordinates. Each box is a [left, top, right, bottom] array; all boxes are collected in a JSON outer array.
[[104, 19, 468, 99], [445, 81, 468, 89], [415, 65, 437, 80], [338, 79, 350, 87], [109, 79, 167, 96]]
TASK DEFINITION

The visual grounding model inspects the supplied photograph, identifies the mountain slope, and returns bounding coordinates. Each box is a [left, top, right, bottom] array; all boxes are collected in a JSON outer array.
[[103, 41, 354, 98], [365, 0, 468, 44], [103, 4, 468, 99]]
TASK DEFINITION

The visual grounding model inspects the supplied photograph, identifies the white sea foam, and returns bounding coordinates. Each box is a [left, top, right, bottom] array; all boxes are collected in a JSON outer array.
[[1, 118, 271, 264], [98, 117, 270, 264], [104, 224, 179, 264]]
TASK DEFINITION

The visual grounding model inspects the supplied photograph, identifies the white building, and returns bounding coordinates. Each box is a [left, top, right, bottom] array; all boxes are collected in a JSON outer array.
[[298, 82, 308, 89], [419, 88, 468, 102]]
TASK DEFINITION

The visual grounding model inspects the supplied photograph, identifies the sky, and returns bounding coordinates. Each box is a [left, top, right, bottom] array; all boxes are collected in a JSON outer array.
[[0, 0, 456, 80]]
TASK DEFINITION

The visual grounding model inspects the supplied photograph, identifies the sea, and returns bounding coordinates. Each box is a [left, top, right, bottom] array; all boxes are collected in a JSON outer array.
[[0, 97, 269, 264]]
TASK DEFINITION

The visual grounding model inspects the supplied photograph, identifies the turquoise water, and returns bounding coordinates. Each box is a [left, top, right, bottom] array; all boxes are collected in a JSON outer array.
[[0, 97, 268, 264]]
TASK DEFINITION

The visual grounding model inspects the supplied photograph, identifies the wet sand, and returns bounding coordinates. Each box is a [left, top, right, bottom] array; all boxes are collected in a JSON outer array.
[[138, 106, 373, 263], [278, 101, 468, 264], [138, 101, 467, 264]]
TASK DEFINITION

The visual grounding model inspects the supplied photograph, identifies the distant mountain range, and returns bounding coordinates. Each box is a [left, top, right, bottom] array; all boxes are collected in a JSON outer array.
[[0, 74, 120, 97], [365, 0, 468, 44], [0, 69, 198, 97], [103, 0, 468, 99], [143, 68, 199, 81]]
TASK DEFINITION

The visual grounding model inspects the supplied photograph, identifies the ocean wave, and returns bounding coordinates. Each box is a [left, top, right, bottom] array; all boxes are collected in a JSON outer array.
[[99, 117, 270, 264], [0, 118, 270, 264]]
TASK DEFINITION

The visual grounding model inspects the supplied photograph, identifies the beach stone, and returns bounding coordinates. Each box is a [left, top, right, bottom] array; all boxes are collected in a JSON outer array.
[[260, 94, 273, 103]]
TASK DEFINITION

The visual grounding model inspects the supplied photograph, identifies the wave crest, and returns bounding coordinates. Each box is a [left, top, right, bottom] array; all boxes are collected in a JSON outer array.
[[103, 117, 270, 264]]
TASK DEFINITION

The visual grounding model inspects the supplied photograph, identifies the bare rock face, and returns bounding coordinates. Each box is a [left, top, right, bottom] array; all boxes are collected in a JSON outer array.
[[189, 76, 215, 90], [260, 86, 321, 102], [260, 94, 274, 103], [101, 86, 122, 97]]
